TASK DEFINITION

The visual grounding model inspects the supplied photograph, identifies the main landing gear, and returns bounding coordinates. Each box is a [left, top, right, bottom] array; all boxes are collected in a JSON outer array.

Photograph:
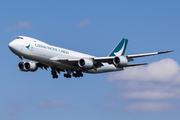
[[51, 68, 60, 79], [51, 68, 84, 79], [64, 73, 71, 78], [63, 70, 83, 78], [72, 70, 83, 78]]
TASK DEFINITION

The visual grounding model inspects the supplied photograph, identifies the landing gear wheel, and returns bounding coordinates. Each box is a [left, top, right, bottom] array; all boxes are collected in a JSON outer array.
[[64, 74, 67, 78], [69, 75, 71, 78], [55, 75, 58, 78], [64, 73, 71, 78], [73, 70, 83, 78], [51, 68, 58, 79], [80, 73, 83, 77]]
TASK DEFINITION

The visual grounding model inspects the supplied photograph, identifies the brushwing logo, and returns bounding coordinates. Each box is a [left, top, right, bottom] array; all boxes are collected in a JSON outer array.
[[114, 42, 125, 56], [26, 44, 30, 50]]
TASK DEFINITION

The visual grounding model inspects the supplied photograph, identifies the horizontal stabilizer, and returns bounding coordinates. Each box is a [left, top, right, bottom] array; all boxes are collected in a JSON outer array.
[[123, 63, 148, 67]]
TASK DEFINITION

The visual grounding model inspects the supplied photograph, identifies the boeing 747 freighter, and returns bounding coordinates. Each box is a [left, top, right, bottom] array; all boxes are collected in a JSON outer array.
[[8, 36, 173, 78]]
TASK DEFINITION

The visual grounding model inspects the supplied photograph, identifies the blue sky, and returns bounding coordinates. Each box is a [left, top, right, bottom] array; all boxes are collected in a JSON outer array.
[[1, 0, 180, 120]]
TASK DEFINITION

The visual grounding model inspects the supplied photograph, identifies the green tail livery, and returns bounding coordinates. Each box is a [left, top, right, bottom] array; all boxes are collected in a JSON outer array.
[[108, 38, 128, 56]]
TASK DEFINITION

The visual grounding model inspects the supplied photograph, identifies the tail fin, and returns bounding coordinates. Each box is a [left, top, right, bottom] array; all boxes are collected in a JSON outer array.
[[108, 38, 128, 57]]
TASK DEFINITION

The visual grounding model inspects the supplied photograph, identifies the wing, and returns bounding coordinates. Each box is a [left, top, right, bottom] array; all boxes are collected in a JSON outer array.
[[126, 50, 174, 61], [50, 50, 173, 70], [37, 62, 49, 70], [92, 50, 173, 64]]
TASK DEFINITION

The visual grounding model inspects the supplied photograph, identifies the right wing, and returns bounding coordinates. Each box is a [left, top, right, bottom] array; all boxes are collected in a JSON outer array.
[[49, 50, 173, 70]]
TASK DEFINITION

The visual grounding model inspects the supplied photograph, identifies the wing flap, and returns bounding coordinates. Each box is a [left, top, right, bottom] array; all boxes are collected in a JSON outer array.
[[56, 58, 104, 68], [93, 57, 114, 64], [56, 58, 79, 66]]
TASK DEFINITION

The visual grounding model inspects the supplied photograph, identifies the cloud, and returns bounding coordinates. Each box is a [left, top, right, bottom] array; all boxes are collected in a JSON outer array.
[[121, 91, 178, 100], [37, 99, 70, 109], [78, 19, 90, 28], [105, 58, 180, 112], [115, 81, 180, 100], [8, 102, 23, 120], [124, 102, 178, 112], [106, 58, 180, 82], [27, 91, 43, 100], [105, 101, 178, 112], [2, 21, 33, 32], [9, 103, 23, 112]]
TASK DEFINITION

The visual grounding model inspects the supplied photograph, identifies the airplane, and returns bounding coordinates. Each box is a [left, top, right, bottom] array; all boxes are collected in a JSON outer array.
[[8, 36, 173, 79]]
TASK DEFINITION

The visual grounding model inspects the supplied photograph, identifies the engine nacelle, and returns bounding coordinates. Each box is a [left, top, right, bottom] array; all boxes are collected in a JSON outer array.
[[18, 61, 38, 72], [18, 62, 26, 71], [78, 58, 93, 69], [113, 56, 128, 67]]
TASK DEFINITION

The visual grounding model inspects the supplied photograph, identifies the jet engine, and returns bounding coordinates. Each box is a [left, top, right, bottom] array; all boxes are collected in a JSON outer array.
[[78, 58, 93, 69], [18, 61, 38, 72], [113, 56, 128, 67]]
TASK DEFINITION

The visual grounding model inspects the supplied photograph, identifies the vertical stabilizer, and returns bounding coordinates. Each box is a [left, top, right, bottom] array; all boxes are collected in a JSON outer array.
[[108, 38, 128, 56]]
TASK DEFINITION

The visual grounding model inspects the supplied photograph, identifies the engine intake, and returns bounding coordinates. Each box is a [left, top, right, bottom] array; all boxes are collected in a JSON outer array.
[[18, 62, 26, 71], [113, 56, 128, 67], [18, 61, 38, 72], [78, 58, 93, 69]]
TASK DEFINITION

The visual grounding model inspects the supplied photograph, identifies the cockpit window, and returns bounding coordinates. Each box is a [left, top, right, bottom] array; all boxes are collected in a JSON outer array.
[[16, 37, 23, 39]]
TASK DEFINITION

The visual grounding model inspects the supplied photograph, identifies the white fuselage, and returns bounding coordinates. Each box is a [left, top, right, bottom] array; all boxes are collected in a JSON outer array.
[[9, 36, 124, 73]]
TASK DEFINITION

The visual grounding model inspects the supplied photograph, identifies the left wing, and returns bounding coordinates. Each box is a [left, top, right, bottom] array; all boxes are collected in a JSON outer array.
[[125, 50, 174, 62], [126, 50, 174, 58], [52, 50, 173, 69]]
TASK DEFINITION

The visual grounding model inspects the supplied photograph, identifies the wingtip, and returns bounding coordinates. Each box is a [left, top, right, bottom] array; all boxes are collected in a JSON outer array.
[[166, 50, 174, 52], [158, 50, 174, 54]]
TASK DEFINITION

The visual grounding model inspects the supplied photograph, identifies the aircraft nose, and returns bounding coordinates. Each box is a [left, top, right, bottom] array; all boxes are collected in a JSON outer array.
[[8, 41, 15, 51], [8, 40, 22, 53], [9, 40, 17, 51]]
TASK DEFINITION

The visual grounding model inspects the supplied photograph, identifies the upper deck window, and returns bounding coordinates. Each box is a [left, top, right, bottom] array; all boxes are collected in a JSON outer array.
[[16, 37, 23, 39]]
